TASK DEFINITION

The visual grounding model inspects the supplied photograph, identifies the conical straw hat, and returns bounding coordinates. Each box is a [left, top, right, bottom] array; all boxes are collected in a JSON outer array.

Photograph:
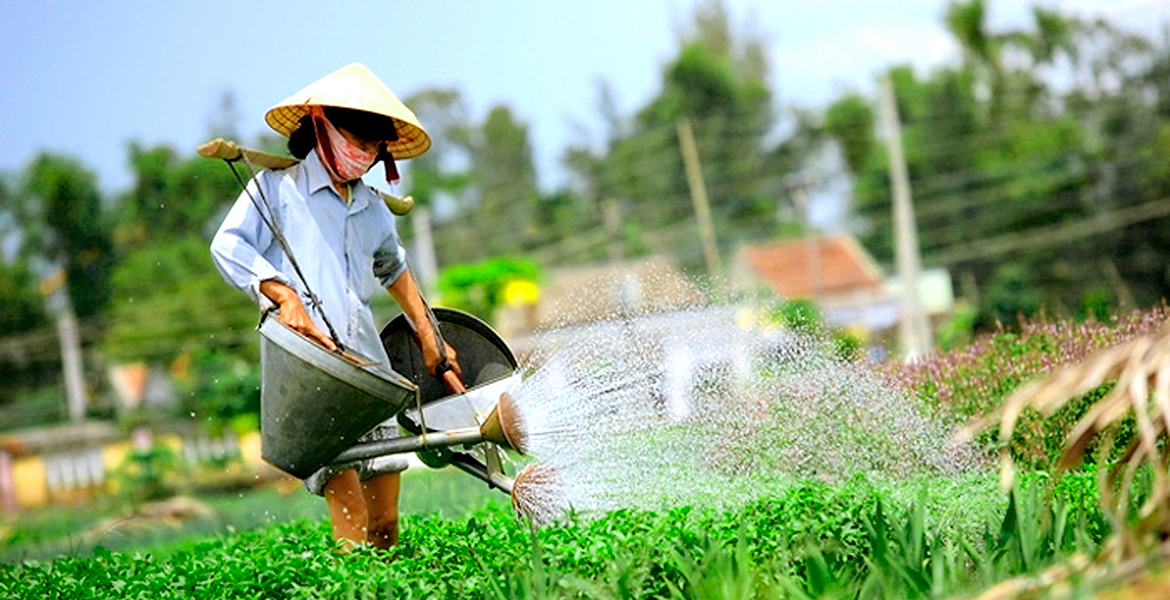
[[265, 63, 431, 159]]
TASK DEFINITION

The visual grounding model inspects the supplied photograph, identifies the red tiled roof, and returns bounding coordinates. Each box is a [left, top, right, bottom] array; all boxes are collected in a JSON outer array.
[[738, 235, 883, 299]]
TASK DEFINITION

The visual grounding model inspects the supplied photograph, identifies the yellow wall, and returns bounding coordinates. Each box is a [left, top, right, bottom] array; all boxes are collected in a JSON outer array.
[[10, 429, 265, 510], [239, 430, 263, 467], [13, 455, 47, 509]]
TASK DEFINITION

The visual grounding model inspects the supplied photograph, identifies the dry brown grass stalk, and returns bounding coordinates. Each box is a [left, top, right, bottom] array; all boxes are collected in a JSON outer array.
[[967, 539, 1170, 600], [957, 317, 1170, 558]]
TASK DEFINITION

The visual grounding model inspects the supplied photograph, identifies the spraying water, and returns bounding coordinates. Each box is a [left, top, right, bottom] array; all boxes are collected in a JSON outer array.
[[506, 295, 983, 524]]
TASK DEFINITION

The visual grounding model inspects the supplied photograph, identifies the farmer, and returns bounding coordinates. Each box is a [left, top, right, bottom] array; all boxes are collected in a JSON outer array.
[[210, 63, 462, 549]]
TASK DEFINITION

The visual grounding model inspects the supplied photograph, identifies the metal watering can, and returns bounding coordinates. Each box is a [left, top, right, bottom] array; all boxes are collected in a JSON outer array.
[[258, 307, 528, 495]]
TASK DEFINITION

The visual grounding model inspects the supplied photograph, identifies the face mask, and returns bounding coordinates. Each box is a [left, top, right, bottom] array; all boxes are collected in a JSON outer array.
[[310, 106, 379, 182]]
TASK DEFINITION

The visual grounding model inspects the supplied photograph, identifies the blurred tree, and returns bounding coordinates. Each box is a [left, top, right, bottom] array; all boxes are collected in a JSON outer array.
[[114, 143, 238, 249], [99, 140, 262, 425], [400, 87, 473, 214], [0, 258, 45, 336], [0, 155, 113, 418], [0, 255, 53, 407], [822, 93, 874, 175], [104, 141, 250, 358], [20, 154, 115, 319], [563, 0, 786, 273], [431, 104, 542, 264], [473, 106, 539, 229], [102, 235, 256, 364], [0, 176, 44, 336], [822, 2, 1169, 330]]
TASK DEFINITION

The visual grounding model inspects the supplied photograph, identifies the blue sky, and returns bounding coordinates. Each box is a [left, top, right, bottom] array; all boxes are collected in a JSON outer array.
[[1, 0, 1165, 195]]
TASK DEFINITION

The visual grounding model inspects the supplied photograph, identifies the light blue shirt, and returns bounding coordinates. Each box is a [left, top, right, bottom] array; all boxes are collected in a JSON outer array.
[[210, 149, 408, 363]]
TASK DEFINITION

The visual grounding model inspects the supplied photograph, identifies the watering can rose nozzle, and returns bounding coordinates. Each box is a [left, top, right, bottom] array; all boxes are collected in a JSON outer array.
[[511, 463, 563, 525], [478, 392, 528, 454]]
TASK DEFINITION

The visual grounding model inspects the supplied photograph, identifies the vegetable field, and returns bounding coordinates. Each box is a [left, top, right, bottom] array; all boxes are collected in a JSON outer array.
[[6, 307, 1170, 598], [0, 471, 1115, 599]]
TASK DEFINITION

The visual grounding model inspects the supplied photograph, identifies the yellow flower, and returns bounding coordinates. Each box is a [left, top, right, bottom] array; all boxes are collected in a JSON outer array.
[[502, 279, 541, 305]]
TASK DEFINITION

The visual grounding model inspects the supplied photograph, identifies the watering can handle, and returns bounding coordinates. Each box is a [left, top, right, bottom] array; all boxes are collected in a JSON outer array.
[[442, 369, 466, 395]]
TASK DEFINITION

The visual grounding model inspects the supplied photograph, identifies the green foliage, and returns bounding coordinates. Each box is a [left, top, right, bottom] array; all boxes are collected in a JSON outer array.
[[20, 153, 115, 319], [822, 93, 874, 174], [0, 154, 115, 411], [768, 299, 820, 332], [936, 301, 977, 352], [0, 255, 47, 336], [825, 5, 1170, 330], [1079, 285, 1113, 324], [1, 385, 67, 431], [982, 263, 1046, 326], [562, 1, 785, 273], [115, 143, 238, 248], [437, 256, 542, 321], [173, 347, 261, 433], [765, 299, 863, 362], [436, 104, 543, 263], [102, 235, 256, 364], [113, 443, 180, 504], [0, 473, 1112, 599]]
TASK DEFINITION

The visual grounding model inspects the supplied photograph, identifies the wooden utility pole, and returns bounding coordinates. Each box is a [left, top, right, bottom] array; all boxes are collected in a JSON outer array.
[[603, 198, 624, 264], [42, 269, 87, 422], [411, 206, 440, 299], [677, 117, 723, 283], [790, 174, 823, 297], [879, 74, 931, 358]]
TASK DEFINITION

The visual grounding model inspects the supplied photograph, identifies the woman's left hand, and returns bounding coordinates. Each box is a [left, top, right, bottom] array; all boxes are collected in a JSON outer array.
[[423, 337, 461, 378], [422, 336, 464, 394], [385, 269, 465, 393]]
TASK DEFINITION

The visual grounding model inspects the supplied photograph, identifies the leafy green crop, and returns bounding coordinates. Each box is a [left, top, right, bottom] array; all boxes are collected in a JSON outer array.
[[0, 473, 1110, 599]]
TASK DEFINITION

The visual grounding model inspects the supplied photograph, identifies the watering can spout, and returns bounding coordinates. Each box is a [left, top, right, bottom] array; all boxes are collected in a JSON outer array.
[[479, 393, 528, 454]]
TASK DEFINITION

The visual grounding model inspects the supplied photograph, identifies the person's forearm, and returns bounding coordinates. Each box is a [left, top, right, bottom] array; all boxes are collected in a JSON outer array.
[[259, 279, 299, 307], [387, 269, 462, 387], [260, 279, 337, 351], [386, 270, 433, 342]]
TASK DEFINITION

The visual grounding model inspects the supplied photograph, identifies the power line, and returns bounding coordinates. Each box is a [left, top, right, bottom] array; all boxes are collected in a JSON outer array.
[[925, 196, 1170, 266]]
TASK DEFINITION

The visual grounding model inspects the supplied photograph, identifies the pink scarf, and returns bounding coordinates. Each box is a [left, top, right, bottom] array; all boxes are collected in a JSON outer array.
[[310, 107, 401, 185]]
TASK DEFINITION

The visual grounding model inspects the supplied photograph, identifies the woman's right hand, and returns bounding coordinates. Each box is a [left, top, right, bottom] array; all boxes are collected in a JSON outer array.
[[259, 279, 338, 352]]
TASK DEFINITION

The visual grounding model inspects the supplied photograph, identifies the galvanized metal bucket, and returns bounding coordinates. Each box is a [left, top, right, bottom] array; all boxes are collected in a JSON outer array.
[[382, 308, 518, 423], [258, 315, 418, 479]]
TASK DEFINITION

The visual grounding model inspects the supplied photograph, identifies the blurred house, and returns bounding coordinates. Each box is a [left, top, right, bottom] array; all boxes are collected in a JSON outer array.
[[731, 234, 953, 334], [107, 362, 175, 411], [496, 254, 705, 345]]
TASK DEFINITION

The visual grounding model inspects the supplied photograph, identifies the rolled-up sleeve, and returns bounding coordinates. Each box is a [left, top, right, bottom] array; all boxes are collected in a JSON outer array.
[[372, 231, 408, 288], [210, 176, 291, 308]]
